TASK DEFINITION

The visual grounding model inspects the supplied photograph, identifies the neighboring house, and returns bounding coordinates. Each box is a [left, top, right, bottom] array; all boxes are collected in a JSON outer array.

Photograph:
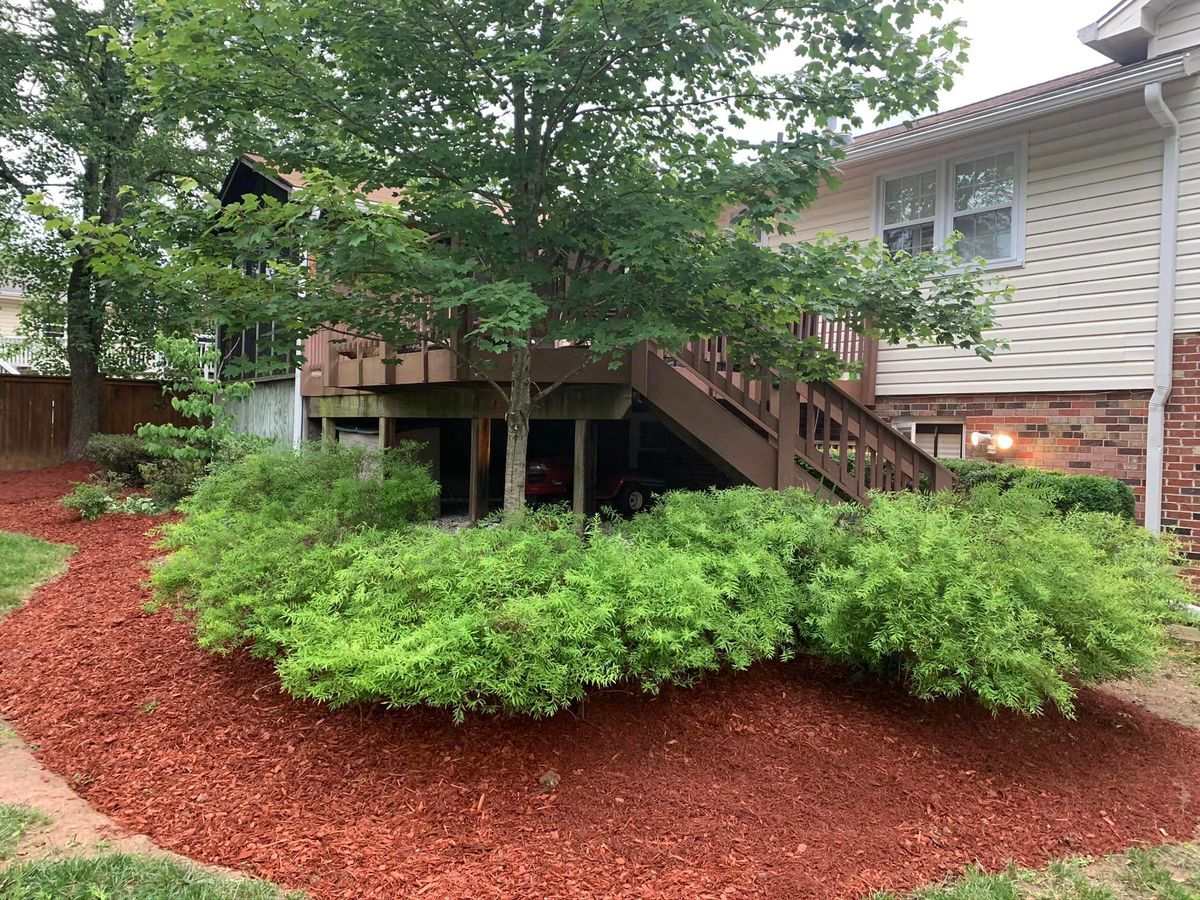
[[0, 284, 32, 374], [768, 0, 1200, 564]]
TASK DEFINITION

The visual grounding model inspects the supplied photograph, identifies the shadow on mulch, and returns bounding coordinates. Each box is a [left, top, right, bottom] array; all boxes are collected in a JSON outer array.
[[0, 464, 1198, 900]]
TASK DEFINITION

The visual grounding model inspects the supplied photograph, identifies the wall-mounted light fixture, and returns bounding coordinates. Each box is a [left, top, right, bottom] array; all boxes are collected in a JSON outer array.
[[970, 431, 1015, 455]]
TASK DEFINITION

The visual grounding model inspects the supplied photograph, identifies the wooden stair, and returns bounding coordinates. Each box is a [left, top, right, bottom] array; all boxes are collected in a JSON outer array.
[[631, 342, 954, 504]]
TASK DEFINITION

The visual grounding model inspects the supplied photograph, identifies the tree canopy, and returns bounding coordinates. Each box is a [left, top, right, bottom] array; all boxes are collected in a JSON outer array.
[[0, 0, 220, 454], [121, 0, 1008, 508]]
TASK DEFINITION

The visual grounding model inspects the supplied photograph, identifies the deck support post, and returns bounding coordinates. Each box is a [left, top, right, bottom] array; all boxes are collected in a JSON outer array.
[[776, 379, 799, 490], [572, 419, 596, 518], [321, 417, 336, 445], [469, 418, 492, 522], [377, 416, 391, 450]]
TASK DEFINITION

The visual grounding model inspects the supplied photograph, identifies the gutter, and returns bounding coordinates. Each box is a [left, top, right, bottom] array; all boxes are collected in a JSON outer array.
[[1144, 80, 1182, 534], [847, 53, 1196, 163]]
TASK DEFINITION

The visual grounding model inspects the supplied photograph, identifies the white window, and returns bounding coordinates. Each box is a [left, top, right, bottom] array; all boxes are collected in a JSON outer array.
[[894, 419, 965, 459], [876, 141, 1025, 269]]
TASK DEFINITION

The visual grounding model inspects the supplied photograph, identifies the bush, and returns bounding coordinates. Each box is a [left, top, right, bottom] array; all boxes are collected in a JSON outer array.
[[60, 478, 118, 521], [943, 459, 1136, 519], [139, 458, 206, 508], [153, 466, 1183, 720], [157, 491, 812, 720], [151, 442, 442, 640], [807, 485, 1186, 715], [85, 434, 156, 486]]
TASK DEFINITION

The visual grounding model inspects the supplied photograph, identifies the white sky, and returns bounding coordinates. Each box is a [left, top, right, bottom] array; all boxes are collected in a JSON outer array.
[[743, 0, 1114, 142], [930, 0, 1111, 115]]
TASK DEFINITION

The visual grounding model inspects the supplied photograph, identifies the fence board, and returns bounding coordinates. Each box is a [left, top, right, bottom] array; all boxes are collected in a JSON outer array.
[[0, 375, 185, 471]]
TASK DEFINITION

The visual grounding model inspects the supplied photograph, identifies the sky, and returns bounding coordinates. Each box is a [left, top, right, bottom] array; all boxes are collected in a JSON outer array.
[[744, 0, 1115, 142]]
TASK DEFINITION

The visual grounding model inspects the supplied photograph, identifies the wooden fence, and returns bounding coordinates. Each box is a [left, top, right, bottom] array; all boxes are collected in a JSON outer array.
[[0, 375, 186, 471]]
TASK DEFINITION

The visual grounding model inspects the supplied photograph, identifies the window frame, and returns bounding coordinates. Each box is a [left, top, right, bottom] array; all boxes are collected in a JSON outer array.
[[892, 417, 966, 460], [872, 137, 1028, 271]]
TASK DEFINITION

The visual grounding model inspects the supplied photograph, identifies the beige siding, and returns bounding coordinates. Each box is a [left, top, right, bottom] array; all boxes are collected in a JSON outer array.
[[1168, 75, 1200, 332], [1151, 0, 1200, 57], [0, 294, 21, 337], [772, 90, 1169, 395]]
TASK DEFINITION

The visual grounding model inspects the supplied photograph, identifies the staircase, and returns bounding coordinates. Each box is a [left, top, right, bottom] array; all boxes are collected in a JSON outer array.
[[631, 341, 955, 504]]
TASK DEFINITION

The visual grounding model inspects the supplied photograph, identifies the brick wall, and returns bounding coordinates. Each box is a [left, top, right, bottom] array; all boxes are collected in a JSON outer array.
[[872, 391, 1151, 515], [1163, 333, 1200, 568]]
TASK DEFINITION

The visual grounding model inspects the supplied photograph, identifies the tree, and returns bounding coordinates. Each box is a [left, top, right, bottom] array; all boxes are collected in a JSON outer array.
[[0, 0, 220, 457], [135, 0, 1008, 511]]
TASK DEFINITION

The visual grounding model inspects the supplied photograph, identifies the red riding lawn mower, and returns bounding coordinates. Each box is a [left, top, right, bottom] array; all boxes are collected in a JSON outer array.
[[524, 457, 658, 516]]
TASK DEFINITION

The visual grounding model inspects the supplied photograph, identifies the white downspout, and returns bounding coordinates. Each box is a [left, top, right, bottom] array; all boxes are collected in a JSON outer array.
[[1144, 82, 1181, 534], [292, 357, 304, 447]]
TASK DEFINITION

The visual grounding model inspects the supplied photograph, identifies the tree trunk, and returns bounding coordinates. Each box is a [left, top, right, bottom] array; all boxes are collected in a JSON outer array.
[[502, 342, 532, 515], [63, 259, 102, 461]]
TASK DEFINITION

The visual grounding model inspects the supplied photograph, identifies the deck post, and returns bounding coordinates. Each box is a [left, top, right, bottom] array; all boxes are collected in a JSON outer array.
[[572, 419, 596, 517], [469, 418, 491, 522], [321, 417, 336, 444], [776, 378, 799, 489], [377, 416, 391, 450]]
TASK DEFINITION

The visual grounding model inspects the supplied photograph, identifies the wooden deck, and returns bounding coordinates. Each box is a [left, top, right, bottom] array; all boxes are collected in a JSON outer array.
[[299, 319, 952, 507]]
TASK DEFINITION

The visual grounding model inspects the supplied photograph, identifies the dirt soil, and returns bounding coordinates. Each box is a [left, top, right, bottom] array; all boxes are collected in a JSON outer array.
[[0, 718, 163, 862], [1102, 641, 1200, 731], [2, 465, 1200, 900]]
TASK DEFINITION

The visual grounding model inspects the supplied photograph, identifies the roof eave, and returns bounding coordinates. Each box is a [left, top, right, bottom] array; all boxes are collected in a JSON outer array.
[[844, 51, 1196, 165]]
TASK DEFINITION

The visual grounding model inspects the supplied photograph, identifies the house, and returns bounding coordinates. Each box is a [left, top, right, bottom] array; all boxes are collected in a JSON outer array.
[[0, 284, 32, 374], [222, 0, 1200, 568], [767, 0, 1200, 566], [220, 153, 954, 519]]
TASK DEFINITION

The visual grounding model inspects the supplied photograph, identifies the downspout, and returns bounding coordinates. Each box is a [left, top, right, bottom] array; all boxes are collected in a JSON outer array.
[[1144, 82, 1181, 534]]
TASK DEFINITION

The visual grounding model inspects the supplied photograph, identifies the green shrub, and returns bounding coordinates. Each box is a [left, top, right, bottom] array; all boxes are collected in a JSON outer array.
[[807, 485, 1186, 715], [138, 458, 205, 508], [154, 465, 1182, 720], [152, 442, 442, 639], [85, 434, 156, 485], [60, 478, 117, 521], [943, 459, 1136, 519]]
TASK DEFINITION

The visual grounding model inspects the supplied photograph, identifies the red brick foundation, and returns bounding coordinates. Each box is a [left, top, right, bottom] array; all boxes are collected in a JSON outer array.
[[871, 390, 1151, 517], [1163, 334, 1200, 567]]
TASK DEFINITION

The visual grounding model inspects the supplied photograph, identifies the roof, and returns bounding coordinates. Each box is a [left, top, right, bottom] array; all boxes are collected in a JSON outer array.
[[233, 153, 404, 205], [1079, 0, 1178, 63], [852, 63, 1122, 149], [844, 49, 1195, 162]]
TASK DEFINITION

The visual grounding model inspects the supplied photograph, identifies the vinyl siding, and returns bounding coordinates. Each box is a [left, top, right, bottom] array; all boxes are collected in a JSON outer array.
[[1151, 0, 1200, 57], [1167, 73, 1200, 331], [771, 90, 1168, 395], [0, 294, 21, 336]]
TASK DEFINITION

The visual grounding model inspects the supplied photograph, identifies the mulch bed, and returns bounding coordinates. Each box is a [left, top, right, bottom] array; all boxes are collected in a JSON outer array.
[[1, 465, 1199, 899]]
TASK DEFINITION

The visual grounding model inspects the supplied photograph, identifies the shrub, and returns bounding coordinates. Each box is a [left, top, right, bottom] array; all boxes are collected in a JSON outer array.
[[86, 434, 157, 485], [151, 442, 442, 639], [139, 458, 206, 508], [806, 485, 1186, 716], [154, 469, 1181, 720], [60, 478, 118, 521], [162, 500, 807, 721], [943, 459, 1136, 519]]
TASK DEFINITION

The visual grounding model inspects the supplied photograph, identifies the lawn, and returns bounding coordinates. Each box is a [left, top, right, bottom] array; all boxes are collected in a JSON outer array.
[[0, 531, 71, 618], [0, 851, 299, 900], [879, 844, 1200, 899], [0, 531, 297, 899]]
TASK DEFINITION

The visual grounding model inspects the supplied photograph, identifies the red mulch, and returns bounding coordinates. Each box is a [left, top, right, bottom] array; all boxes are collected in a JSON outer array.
[[1, 466, 1199, 899]]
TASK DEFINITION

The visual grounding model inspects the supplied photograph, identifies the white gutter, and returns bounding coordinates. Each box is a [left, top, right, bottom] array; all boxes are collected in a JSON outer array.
[[1144, 81, 1182, 534], [847, 53, 1195, 163]]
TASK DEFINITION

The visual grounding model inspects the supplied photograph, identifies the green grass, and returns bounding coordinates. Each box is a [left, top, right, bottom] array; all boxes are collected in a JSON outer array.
[[870, 844, 1200, 899], [0, 804, 50, 861], [0, 853, 302, 898], [0, 531, 73, 618]]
